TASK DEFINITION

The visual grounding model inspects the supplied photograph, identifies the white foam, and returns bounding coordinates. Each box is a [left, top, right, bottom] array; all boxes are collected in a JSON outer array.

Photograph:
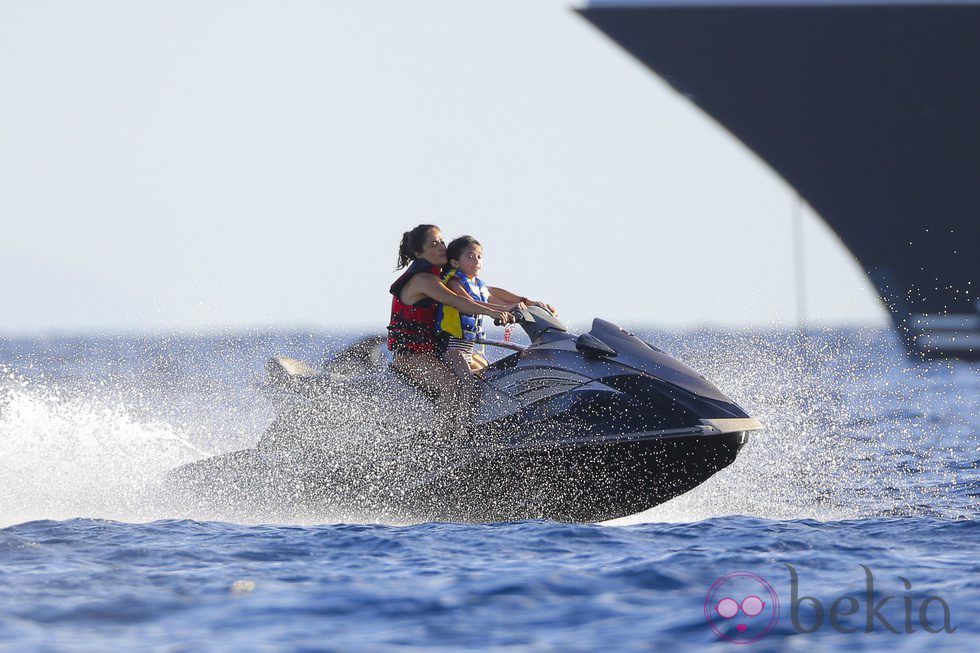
[[0, 377, 204, 527], [610, 330, 962, 525]]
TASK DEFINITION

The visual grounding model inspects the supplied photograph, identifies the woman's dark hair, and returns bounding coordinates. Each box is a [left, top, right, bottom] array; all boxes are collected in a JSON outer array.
[[396, 224, 439, 269], [445, 235, 482, 274]]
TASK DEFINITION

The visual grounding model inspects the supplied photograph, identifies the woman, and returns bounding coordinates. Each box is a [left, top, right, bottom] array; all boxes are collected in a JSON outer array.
[[387, 224, 517, 435]]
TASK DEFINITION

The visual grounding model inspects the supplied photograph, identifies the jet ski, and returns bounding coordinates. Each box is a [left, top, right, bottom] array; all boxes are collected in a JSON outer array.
[[169, 307, 761, 523]]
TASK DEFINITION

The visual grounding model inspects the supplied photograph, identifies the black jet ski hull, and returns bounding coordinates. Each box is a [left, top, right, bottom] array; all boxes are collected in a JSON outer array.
[[402, 431, 748, 523]]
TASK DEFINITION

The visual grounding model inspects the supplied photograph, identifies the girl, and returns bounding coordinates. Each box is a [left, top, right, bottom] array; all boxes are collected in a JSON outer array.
[[440, 235, 556, 371]]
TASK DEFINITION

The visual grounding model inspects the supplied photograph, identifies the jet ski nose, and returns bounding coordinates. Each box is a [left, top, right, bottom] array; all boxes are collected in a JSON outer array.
[[575, 333, 617, 358]]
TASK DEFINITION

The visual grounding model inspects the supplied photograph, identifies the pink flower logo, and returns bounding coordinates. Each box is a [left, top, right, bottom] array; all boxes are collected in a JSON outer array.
[[705, 572, 780, 643]]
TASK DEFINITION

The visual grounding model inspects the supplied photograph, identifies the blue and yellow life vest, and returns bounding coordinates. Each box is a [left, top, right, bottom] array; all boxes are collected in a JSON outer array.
[[439, 269, 490, 341]]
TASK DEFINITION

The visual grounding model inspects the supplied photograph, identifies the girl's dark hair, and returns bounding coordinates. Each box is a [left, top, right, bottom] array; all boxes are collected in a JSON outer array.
[[396, 224, 439, 269], [445, 235, 482, 274]]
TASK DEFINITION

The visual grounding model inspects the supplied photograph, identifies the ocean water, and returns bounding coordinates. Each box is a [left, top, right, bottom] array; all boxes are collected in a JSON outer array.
[[0, 328, 977, 651]]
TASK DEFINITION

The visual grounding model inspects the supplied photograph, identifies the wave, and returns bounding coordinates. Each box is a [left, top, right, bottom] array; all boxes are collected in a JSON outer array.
[[0, 373, 203, 527]]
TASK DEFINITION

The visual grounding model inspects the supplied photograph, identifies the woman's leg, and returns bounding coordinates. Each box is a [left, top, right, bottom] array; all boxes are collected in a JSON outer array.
[[442, 349, 473, 381], [391, 351, 471, 437]]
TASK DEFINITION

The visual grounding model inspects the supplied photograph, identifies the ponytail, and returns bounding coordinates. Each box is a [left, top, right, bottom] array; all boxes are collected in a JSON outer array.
[[396, 224, 438, 269]]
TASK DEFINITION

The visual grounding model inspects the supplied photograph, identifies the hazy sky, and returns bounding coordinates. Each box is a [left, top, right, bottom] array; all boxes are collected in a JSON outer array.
[[1, 0, 889, 335]]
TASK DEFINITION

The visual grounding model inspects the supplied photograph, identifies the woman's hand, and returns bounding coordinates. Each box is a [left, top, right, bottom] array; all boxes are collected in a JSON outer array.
[[505, 301, 528, 312], [494, 311, 517, 325]]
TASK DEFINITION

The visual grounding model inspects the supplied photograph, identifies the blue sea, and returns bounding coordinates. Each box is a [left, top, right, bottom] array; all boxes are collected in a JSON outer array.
[[1, 329, 977, 651]]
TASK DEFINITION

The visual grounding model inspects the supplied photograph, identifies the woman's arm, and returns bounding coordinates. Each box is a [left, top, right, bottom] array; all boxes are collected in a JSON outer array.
[[407, 274, 515, 323], [448, 278, 524, 313]]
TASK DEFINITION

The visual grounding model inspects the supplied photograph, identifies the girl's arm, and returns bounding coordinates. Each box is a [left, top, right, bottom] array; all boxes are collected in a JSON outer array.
[[487, 286, 557, 315], [446, 277, 471, 300]]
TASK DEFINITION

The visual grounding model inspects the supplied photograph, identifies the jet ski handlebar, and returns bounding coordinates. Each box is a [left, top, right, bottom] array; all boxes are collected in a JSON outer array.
[[493, 312, 522, 327], [493, 307, 535, 327]]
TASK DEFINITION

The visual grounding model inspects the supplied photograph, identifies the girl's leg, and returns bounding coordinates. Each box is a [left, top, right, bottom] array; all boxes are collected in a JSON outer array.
[[469, 352, 489, 372], [441, 349, 476, 427]]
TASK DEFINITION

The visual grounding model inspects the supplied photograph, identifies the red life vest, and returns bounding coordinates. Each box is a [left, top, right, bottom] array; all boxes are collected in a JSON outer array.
[[387, 259, 443, 353]]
